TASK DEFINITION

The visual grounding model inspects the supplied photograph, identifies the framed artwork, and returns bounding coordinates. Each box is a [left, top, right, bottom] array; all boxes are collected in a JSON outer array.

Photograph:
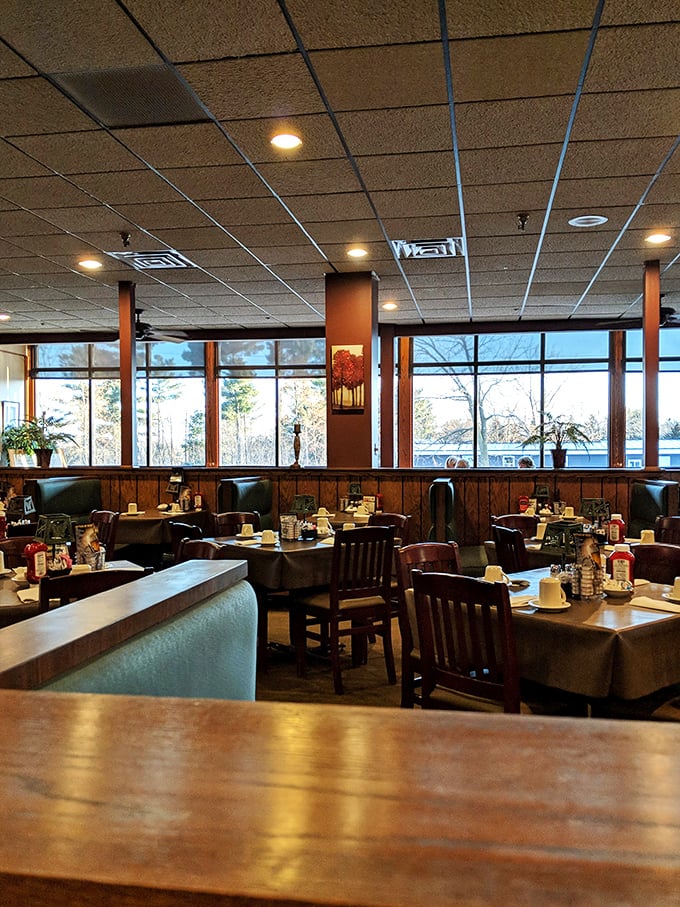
[[331, 344, 365, 412], [1, 401, 19, 430]]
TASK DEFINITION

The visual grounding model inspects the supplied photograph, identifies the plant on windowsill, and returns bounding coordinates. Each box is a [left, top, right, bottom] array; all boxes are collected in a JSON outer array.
[[0, 412, 76, 467], [521, 412, 590, 469]]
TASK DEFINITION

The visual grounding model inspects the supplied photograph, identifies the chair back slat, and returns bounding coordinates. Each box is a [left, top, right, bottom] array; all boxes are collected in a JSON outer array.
[[332, 526, 394, 606], [626, 542, 680, 585], [89, 510, 120, 552], [212, 511, 261, 536], [412, 571, 520, 713], [176, 539, 230, 563], [655, 516, 680, 545], [491, 513, 538, 539]]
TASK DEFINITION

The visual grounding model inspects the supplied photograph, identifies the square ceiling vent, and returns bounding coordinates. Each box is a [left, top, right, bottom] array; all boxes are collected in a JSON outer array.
[[391, 237, 466, 259], [106, 250, 197, 270]]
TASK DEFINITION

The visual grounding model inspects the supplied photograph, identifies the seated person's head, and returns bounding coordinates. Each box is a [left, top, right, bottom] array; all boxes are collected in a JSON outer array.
[[455, 458, 470, 468], [518, 455, 535, 468]]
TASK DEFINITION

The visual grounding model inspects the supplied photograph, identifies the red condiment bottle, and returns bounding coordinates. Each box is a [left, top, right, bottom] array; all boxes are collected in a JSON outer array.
[[24, 540, 48, 584], [610, 543, 635, 585], [608, 513, 626, 543]]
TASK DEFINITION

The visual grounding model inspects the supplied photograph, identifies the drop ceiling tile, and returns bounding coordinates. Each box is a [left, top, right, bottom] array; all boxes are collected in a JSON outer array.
[[573, 89, 680, 141], [284, 193, 375, 223], [12, 130, 143, 175], [112, 201, 214, 230], [445, 0, 596, 39], [286, 0, 441, 47], [179, 56, 325, 120], [0, 175, 98, 209], [202, 196, 296, 226], [257, 159, 361, 196], [337, 106, 453, 156], [586, 23, 680, 92], [162, 164, 271, 201], [75, 171, 183, 206], [0, 77, 98, 136], [221, 113, 345, 163]]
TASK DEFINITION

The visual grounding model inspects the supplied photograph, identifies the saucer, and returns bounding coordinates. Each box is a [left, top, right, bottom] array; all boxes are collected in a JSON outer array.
[[259, 540, 278, 547], [126, 510, 145, 516], [662, 592, 680, 604], [529, 599, 571, 612], [236, 532, 259, 539], [0, 568, 12, 577], [604, 587, 633, 598]]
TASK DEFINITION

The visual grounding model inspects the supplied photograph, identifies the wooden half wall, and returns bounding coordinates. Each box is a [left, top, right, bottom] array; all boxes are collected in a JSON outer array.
[[1, 467, 677, 547]]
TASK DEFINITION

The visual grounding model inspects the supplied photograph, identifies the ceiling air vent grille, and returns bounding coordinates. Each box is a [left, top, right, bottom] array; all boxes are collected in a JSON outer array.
[[391, 237, 466, 259], [106, 250, 197, 270]]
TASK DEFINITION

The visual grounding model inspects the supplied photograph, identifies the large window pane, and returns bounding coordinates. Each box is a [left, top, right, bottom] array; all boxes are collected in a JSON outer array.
[[413, 374, 474, 466], [477, 373, 541, 466], [139, 377, 205, 466], [625, 372, 643, 468], [35, 378, 87, 465], [219, 378, 275, 465], [278, 377, 326, 466], [543, 372, 608, 467]]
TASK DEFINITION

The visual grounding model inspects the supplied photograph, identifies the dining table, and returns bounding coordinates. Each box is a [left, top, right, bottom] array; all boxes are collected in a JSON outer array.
[[116, 508, 210, 566], [0, 560, 145, 628], [508, 566, 680, 704], [205, 533, 335, 664]]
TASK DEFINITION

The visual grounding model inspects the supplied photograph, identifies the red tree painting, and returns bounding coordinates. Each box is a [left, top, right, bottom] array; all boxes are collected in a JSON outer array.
[[331, 345, 365, 412]]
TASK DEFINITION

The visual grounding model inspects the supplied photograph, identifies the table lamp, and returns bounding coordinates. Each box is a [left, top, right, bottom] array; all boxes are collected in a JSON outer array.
[[35, 513, 74, 574]]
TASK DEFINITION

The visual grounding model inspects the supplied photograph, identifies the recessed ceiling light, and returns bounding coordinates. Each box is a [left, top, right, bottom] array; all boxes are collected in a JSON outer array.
[[270, 133, 302, 150], [382, 302, 397, 311], [568, 215, 608, 228], [0, 313, 11, 322], [79, 258, 103, 269], [645, 232, 672, 244], [347, 247, 368, 258]]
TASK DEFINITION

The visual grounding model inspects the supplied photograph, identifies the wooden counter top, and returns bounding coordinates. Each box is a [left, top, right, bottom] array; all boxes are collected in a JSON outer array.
[[0, 560, 247, 689], [1, 692, 680, 905]]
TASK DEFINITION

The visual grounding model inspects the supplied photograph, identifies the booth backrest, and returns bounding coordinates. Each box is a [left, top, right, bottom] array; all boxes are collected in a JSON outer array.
[[629, 479, 679, 537], [218, 476, 273, 529], [24, 476, 102, 524]]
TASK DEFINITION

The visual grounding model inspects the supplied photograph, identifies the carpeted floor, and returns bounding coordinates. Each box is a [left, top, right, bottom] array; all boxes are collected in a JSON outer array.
[[256, 607, 403, 707]]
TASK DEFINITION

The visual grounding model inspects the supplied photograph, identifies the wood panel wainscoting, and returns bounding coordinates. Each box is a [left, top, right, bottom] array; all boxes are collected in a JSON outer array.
[[0, 467, 677, 549]]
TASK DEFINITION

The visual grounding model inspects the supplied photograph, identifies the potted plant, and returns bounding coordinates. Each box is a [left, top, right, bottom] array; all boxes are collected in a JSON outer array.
[[1, 412, 75, 467], [521, 412, 590, 469]]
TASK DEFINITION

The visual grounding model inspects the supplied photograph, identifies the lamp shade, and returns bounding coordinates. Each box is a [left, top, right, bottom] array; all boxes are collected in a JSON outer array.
[[35, 513, 73, 546], [6, 495, 36, 519]]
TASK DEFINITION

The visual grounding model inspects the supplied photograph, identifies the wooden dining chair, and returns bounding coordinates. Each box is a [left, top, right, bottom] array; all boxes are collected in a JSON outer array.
[[492, 524, 530, 573], [169, 521, 203, 563], [367, 512, 412, 546], [395, 541, 462, 709], [411, 570, 523, 713], [630, 543, 680, 585], [89, 509, 120, 553], [291, 525, 396, 695], [654, 516, 680, 545], [490, 513, 538, 539], [212, 511, 261, 536], [176, 538, 230, 564], [38, 567, 153, 613]]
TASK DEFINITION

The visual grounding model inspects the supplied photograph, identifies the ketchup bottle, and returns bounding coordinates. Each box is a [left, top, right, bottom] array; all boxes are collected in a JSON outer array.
[[608, 513, 626, 544], [610, 543, 635, 585], [24, 540, 48, 584]]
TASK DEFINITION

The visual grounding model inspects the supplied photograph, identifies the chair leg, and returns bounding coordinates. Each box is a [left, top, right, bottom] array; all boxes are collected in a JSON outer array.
[[329, 621, 344, 694], [291, 607, 307, 677], [400, 650, 414, 708], [382, 618, 397, 686]]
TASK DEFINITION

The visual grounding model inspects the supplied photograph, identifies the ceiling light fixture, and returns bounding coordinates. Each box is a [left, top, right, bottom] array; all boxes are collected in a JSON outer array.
[[568, 214, 608, 227], [271, 133, 302, 149], [645, 232, 672, 244], [382, 302, 397, 311], [78, 258, 103, 269], [347, 247, 368, 258]]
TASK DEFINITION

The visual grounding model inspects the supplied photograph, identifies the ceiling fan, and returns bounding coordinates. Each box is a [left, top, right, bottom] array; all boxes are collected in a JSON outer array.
[[134, 309, 188, 343], [590, 302, 680, 330]]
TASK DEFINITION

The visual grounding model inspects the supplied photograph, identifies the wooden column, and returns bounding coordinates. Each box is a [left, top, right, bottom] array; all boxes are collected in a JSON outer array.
[[379, 326, 395, 467], [608, 331, 625, 468], [325, 272, 379, 468], [204, 341, 219, 467], [642, 260, 660, 470], [118, 281, 137, 467], [397, 336, 413, 467]]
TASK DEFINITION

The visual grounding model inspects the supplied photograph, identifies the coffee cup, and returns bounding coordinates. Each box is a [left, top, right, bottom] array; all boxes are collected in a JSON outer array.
[[342, 522, 356, 531], [0, 550, 5, 572], [260, 529, 276, 544], [484, 564, 509, 584], [169, 502, 181, 513], [672, 577, 680, 599], [317, 517, 330, 535], [525, 506, 535, 516], [563, 506, 575, 519], [535, 522, 547, 540], [317, 507, 330, 516], [127, 502, 138, 514], [641, 529, 655, 544], [240, 523, 254, 537], [539, 576, 567, 607]]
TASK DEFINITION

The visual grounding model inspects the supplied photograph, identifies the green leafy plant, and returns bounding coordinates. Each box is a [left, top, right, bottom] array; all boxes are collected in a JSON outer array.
[[1, 412, 75, 454], [521, 412, 591, 452]]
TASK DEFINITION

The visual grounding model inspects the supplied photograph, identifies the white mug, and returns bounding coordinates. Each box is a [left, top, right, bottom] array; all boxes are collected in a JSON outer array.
[[342, 522, 356, 531], [127, 502, 137, 514], [169, 502, 181, 513], [317, 517, 330, 534], [484, 564, 509, 584], [672, 577, 680, 599], [317, 507, 329, 516], [640, 529, 655, 544], [539, 576, 567, 607], [535, 522, 547, 540], [563, 506, 575, 519], [240, 523, 254, 537], [260, 529, 276, 544], [525, 506, 535, 516]]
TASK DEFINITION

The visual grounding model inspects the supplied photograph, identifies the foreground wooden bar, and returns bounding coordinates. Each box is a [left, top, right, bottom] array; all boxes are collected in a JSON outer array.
[[1, 693, 680, 905]]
